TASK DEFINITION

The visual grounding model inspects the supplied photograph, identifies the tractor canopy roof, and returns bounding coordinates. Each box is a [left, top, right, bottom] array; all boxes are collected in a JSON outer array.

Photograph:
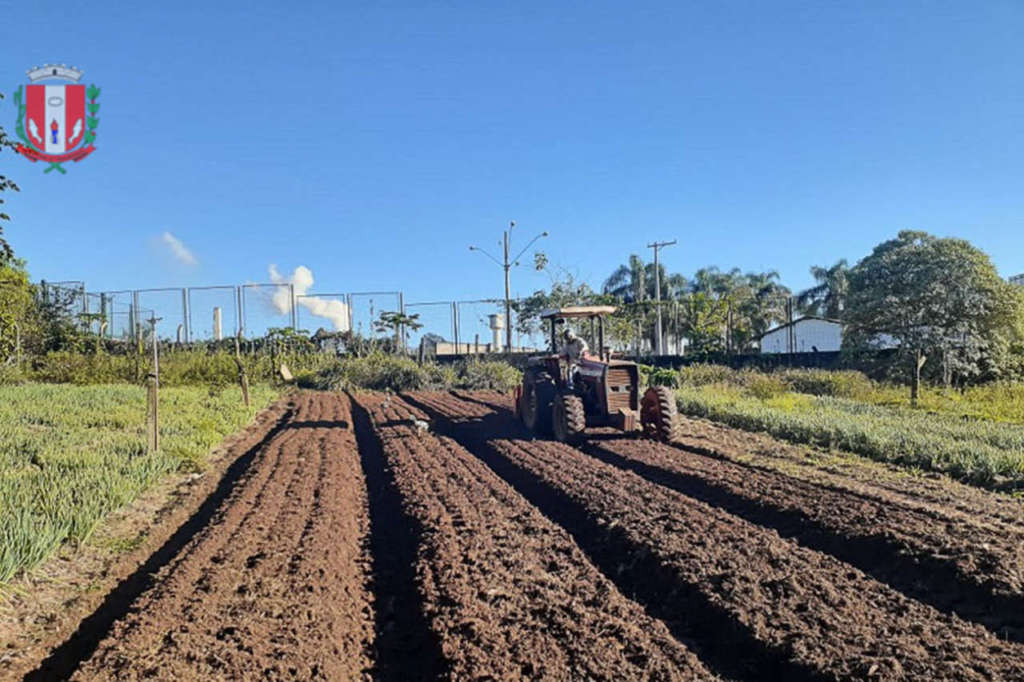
[[539, 305, 617, 320]]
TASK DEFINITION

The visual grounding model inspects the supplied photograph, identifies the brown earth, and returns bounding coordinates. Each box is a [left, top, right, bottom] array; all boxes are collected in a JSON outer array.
[[352, 391, 715, 680], [459, 389, 1024, 641], [71, 392, 374, 681], [12, 388, 1024, 680], [1, 396, 296, 681], [409, 390, 1024, 680]]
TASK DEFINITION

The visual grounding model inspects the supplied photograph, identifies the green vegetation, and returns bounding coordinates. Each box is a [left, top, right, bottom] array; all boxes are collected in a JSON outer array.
[[0, 383, 277, 582], [306, 352, 521, 393], [843, 231, 1024, 402], [671, 365, 1024, 490], [19, 348, 340, 386]]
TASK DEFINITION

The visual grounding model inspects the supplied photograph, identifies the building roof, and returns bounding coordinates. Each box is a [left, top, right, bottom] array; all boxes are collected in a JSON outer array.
[[539, 305, 618, 319], [757, 315, 842, 339]]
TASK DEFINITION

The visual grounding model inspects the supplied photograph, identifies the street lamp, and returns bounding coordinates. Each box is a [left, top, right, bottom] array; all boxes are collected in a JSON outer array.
[[469, 220, 548, 352]]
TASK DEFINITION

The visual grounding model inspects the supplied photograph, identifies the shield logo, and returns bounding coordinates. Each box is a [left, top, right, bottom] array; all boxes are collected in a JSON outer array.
[[13, 64, 100, 174]]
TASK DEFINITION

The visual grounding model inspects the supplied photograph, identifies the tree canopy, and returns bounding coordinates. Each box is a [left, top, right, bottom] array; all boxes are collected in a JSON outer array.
[[796, 259, 849, 318], [0, 92, 19, 266], [844, 230, 1024, 396]]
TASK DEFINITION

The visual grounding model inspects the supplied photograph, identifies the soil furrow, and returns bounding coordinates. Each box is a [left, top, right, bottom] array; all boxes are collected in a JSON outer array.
[[355, 391, 718, 680], [460, 389, 1024, 640], [20, 400, 297, 682], [410, 390, 1024, 681], [71, 393, 375, 681], [350, 393, 446, 680]]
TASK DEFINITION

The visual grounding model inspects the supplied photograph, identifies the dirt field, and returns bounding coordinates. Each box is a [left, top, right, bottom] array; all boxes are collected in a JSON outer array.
[[14, 389, 1024, 680]]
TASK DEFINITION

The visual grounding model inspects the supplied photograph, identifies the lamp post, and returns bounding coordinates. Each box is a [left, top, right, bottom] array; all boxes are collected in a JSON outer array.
[[470, 221, 548, 352]]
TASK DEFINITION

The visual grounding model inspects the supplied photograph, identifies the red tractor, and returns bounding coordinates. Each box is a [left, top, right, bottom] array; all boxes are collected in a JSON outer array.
[[514, 306, 679, 443]]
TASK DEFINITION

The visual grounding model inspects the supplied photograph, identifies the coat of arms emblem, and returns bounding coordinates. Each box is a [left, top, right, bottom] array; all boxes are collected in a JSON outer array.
[[12, 64, 100, 174]]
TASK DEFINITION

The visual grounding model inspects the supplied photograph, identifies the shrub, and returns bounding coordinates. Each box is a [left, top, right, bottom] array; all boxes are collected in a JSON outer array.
[[454, 360, 521, 392], [678, 364, 735, 387], [746, 374, 787, 400], [0, 364, 26, 385], [647, 367, 679, 388], [778, 369, 874, 400]]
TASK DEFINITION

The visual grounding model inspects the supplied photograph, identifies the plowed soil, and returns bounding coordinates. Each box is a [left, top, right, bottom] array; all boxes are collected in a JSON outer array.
[[19, 389, 1024, 681], [407, 390, 1024, 680], [460, 389, 1024, 641], [72, 393, 374, 681]]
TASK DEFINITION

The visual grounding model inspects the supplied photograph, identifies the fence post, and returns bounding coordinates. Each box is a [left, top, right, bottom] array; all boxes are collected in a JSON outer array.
[[181, 288, 190, 344], [398, 292, 405, 352], [146, 316, 161, 454], [234, 334, 250, 407], [453, 302, 460, 350], [290, 283, 297, 332]]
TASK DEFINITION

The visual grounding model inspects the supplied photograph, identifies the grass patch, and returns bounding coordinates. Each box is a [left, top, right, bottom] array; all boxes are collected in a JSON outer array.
[[676, 383, 1024, 490], [0, 383, 278, 583]]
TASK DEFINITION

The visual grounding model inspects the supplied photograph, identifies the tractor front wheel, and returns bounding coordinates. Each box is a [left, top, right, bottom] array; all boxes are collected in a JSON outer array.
[[641, 386, 679, 442], [552, 392, 586, 444], [521, 369, 555, 436]]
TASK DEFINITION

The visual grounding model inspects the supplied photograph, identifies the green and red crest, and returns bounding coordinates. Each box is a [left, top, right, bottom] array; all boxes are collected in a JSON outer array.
[[12, 64, 100, 174]]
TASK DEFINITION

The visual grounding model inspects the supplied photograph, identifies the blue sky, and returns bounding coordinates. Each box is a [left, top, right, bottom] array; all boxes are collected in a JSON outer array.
[[3, 1, 1023, 338]]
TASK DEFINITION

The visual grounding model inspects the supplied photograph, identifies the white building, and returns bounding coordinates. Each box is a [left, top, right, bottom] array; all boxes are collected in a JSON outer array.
[[760, 316, 842, 354]]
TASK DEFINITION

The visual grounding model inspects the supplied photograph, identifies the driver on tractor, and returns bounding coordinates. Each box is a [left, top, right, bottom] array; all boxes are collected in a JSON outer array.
[[560, 328, 589, 388]]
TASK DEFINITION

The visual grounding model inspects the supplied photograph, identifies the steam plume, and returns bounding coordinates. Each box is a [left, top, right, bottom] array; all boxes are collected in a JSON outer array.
[[268, 264, 349, 331]]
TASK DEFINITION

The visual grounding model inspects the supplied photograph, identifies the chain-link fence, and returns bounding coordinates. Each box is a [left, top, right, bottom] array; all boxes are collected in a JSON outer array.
[[240, 283, 296, 339], [30, 281, 614, 355], [347, 291, 402, 340], [404, 301, 456, 350], [187, 286, 239, 341]]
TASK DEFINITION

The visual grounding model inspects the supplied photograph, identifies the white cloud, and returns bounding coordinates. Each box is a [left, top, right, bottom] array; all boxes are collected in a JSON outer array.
[[160, 231, 198, 266]]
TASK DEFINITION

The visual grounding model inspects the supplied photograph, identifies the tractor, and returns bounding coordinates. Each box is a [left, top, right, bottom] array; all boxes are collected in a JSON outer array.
[[513, 306, 679, 443]]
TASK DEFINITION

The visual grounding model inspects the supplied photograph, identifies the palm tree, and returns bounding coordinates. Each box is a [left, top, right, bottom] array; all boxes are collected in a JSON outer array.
[[797, 259, 849, 318], [602, 254, 647, 302], [739, 270, 791, 345]]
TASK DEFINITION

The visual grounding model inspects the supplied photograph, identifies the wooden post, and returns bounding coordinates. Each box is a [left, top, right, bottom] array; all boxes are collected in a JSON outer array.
[[234, 334, 250, 407], [146, 316, 161, 454], [911, 349, 926, 407]]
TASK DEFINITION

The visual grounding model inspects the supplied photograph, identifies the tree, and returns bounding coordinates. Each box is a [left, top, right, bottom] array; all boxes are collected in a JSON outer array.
[[736, 270, 791, 350], [374, 310, 423, 350], [514, 256, 598, 341], [844, 231, 1023, 404], [0, 260, 33, 360], [603, 254, 647, 302], [677, 292, 728, 355], [0, 92, 20, 266], [797, 259, 849, 318]]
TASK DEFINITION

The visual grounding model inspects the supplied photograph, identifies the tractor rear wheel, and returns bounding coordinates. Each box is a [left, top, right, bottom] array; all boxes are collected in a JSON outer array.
[[521, 369, 555, 436], [641, 386, 679, 442], [552, 392, 586, 444]]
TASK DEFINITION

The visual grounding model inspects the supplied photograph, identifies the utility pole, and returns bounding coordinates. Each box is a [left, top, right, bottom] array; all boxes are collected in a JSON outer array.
[[503, 227, 512, 353], [470, 221, 548, 353], [647, 239, 677, 356]]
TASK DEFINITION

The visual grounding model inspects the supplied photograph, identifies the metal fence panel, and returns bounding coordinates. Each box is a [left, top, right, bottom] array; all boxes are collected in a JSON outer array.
[[240, 283, 295, 338], [404, 301, 455, 349]]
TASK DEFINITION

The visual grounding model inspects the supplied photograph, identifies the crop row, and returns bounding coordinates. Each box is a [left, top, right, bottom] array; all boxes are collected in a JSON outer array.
[[0, 383, 277, 583], [675, 384, 1024, 488]]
